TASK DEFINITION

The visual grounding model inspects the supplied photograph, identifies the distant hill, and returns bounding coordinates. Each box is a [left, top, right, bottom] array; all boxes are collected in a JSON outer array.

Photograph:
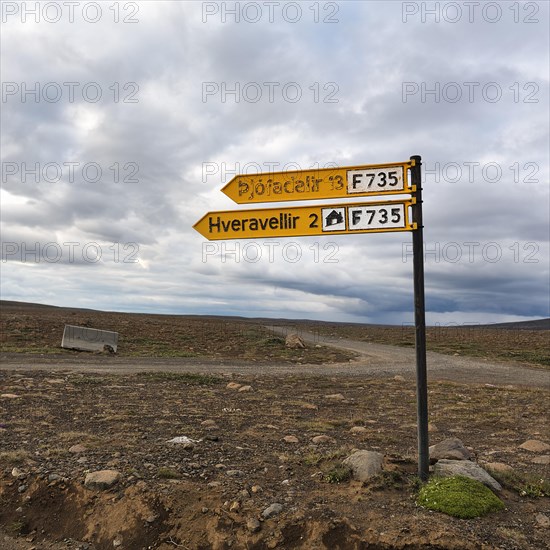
[[0, 300, 97, 313], [474, 319, 550, 331], [1, 300, 548, 330]]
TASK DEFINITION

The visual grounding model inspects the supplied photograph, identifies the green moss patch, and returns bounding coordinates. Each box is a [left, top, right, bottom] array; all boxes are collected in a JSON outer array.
[[417, 475, 504, 519]]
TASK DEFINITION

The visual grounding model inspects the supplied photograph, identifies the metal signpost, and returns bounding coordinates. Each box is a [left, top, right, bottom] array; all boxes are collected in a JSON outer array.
[[195, 155, 429, 480], [410, 156, 429, 480]]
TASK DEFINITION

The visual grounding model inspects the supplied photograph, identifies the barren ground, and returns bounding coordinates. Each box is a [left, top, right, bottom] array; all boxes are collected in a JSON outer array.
[[0, 302, 549, 549]]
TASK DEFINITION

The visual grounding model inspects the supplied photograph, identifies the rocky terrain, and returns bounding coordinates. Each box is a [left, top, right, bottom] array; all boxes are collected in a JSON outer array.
[[0, 302, 549, 549]]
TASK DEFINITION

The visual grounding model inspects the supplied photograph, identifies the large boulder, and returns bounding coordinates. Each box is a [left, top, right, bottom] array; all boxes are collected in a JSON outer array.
[[429, 437, 472, 463], [519, 439, 550, 453], [285, 334, 306, 349], [434, 459, 502, 492], [84, 470, 121, 490], [343, 450, 383, 482]]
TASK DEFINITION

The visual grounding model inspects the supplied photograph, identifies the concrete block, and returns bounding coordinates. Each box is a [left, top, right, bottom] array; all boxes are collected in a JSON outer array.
[[61, 325, 118, 353]]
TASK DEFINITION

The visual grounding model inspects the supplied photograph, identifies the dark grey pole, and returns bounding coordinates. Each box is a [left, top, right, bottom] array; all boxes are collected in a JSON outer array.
[[410, 155, 429, 481]]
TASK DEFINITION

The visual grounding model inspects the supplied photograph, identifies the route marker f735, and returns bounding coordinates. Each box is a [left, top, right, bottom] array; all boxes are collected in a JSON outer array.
[[193, 199, 415, 240], [221, 161, 415, 204]]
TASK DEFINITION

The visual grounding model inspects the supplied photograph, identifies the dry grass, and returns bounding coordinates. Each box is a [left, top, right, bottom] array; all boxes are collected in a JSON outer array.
[[0, 449, 31, 464]]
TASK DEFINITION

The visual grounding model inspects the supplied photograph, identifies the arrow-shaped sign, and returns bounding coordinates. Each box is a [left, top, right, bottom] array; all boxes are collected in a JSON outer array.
[[193, 198, 416, 240], [221, 160, 415, 204]]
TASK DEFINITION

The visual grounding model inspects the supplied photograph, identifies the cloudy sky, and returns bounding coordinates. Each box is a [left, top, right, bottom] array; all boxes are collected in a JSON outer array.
[[1, 0, 549, 325]]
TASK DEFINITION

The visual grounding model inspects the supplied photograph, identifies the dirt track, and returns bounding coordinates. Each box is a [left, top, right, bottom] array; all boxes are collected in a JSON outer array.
[[1, 331, 548, 389]]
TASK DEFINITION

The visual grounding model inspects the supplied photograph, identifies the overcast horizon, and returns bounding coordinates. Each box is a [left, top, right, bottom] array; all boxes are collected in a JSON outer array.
[[1, 1, 549, 326]]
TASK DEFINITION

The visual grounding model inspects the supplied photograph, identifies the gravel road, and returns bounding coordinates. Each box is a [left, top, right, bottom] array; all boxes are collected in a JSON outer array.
[[1, 331, 548, 388]]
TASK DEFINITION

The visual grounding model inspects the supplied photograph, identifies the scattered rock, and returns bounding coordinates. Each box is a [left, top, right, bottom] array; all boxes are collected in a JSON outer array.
[[18, 484, 27, 493], [1, 394, 19, 399], [84, 470, 121, 490], [484, 462, 514, 474], [428, 423, 438, 433], [11, 467, 26, 480], [201, 420, 219, 430], [311, 435, 335, 444], [226, 470, 244, 477], [238, 385, 253, 392], [531, 455, 550, 465], [350, 426, 368, 434], [166, 436, 198, 449], [535, 513, 550, 528], [433, 459, 502, 492], [429, 437, 472, 463], [519, 439, 550, 453], [283, 435, 299, 443], [226, 382, 242, 390], [247, 518, 261, 533], [229, 501, 240, 512], [343, 450, 383, 482], [251, 485, 262, 493], [393, 375, 405, 382], [262, 503, 283, 519], [285, 334, 306, 349], [69, 444, 87, 454], [45, 378, 65, 384], [325, 393, 345, 401]]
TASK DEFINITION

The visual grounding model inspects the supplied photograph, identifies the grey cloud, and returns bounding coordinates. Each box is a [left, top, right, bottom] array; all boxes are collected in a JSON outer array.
[[1, 1, 548, 324]]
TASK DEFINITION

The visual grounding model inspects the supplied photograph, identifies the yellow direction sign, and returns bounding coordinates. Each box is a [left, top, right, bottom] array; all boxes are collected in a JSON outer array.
[[194, 199, 416, 240], [221, 160, 415, 204]]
